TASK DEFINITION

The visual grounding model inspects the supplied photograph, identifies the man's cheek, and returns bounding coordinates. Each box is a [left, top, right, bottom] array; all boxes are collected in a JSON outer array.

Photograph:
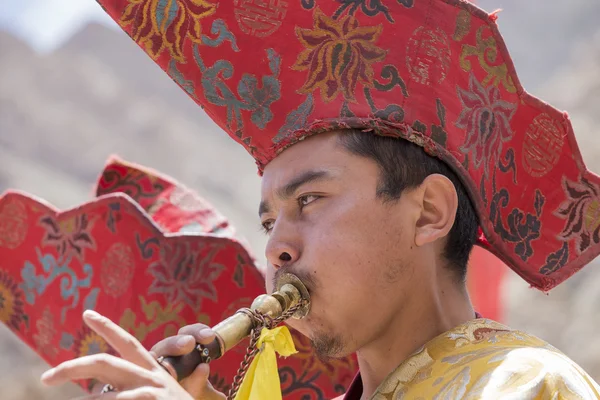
[[285, 318, 301, 333], [285, 316, 314, 339]]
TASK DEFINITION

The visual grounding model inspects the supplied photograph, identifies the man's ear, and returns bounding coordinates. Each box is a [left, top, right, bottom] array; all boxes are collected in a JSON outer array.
[[413, 174, 458, 247]]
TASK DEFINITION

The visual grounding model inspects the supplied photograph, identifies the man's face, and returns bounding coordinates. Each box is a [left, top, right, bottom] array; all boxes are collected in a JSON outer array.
[[259, 131, 423, 359]]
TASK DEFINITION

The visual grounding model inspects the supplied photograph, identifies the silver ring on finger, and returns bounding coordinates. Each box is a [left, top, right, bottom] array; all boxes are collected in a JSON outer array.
[[100, 383, 117, 394], [155, 355, 177, 379]]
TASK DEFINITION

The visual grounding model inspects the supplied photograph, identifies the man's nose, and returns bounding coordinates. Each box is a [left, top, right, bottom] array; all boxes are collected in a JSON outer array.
[[265, 219, 300, 269]]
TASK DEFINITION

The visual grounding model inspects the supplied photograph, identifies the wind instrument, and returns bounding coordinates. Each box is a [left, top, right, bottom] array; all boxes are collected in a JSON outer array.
[[158, 272, 311, 382]]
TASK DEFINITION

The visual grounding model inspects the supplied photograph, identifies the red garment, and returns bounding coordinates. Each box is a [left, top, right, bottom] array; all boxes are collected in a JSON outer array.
[[338, 373, 362, 400]]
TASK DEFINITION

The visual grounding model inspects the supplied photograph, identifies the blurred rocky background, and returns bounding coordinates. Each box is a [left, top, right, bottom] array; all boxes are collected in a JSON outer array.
[[1, 0, 599, 398]]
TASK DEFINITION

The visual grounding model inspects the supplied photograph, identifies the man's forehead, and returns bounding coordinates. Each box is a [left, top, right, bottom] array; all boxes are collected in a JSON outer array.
[[264, 131, 344, 171]]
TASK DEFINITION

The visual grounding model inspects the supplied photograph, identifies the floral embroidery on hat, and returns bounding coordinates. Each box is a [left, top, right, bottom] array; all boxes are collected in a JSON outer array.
[[39, 214, 97, 262], [148, 240, 225, 311], [456, 73, 517, 179], [555, 176, 600, 255], [539, 242, 569, 276], [120, 0, 217, 62], [0, 269, 25, 330], [293, 8, 387, 103], [459, 26, 516, 94], [490, 187, 545, 263]]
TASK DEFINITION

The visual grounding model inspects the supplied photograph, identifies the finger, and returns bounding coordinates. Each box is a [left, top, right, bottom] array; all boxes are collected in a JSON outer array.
[[41, 354, 155, 389], [83, 310, 156, 369], [180, 363, 218, 399], [178, 324, 216, 345], [149, 335, 196, 358]]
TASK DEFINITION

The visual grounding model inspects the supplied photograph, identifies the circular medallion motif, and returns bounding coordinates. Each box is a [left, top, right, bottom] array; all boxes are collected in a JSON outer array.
[[406, 26, 451, 86], [234, 0, 288, 37], [0, 199, 28, 249], [34, 308, 57, 355], [101, 243, 135, 298], [522, 113, 565, 177]]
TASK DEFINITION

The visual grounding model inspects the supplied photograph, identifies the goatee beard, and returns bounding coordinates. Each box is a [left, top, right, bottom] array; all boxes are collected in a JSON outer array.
[[311, 333, 345, 361]]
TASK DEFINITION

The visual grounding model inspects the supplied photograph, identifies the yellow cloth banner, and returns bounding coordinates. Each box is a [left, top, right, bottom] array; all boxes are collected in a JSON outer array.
[[234, 326, 298, 400]]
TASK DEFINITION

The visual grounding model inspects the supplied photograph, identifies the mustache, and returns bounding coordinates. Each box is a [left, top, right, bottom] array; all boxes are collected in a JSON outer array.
[[272, 265, 317, 295]]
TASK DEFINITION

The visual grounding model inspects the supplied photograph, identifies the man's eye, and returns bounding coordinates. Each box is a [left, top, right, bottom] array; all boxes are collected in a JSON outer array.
[[261, 220, 274, 234], [298, 194, 319, 207]]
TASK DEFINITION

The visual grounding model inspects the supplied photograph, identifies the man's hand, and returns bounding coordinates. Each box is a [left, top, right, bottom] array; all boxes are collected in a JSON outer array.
[[149, 322, 220, 398], [40, 310, 226, 400]]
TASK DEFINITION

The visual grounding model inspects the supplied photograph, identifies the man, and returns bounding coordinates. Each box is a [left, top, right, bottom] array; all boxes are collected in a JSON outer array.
[[39, 0, 600, 398]]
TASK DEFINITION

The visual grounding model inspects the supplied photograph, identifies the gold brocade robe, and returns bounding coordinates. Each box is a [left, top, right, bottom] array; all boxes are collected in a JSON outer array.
[[338, 319, 600, 399]]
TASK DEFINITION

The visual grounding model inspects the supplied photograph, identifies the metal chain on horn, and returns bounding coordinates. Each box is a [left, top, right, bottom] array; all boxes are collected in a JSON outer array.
[[226, 301, 306, 400]]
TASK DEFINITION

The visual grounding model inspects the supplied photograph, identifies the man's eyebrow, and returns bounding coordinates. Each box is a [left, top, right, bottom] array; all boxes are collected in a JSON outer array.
[[258, 200, 270, 218], [258, 169, 333, 217], [277, 169, 332, 199]]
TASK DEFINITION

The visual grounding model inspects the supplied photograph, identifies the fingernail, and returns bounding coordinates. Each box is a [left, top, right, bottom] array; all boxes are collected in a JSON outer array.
[[177, 336, 193, 347], [83, 309, 101, 320], [198, 329, 214, 340], [41, 368, 55, 382]]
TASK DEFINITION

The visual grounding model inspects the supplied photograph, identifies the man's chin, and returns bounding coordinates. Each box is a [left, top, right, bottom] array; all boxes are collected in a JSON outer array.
[[310, 332, 346, 361]]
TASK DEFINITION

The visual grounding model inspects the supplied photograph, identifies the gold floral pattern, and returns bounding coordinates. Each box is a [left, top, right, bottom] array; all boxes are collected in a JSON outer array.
[[293, 8, 387, 103], [372, 348, 434, 400], [555, 176, 600, 255], [120, 0, 217, 62], [119, 296, 187, 343], [74, 324, 111, 357], [459, 26, 517, 94], [369, 319, 600, 399], [0, 270, 25, 330]]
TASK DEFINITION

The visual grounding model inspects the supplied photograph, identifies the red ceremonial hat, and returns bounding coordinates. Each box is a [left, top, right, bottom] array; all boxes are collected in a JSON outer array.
[[0, 157, 356, 397], [94, 0, 600, 291]]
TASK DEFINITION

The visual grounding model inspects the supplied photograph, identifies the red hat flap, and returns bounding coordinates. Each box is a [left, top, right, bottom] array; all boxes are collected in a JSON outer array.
[[95, 155, 235, 236], [0, 157, 356, 397], [94, 0, 600, 290]]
